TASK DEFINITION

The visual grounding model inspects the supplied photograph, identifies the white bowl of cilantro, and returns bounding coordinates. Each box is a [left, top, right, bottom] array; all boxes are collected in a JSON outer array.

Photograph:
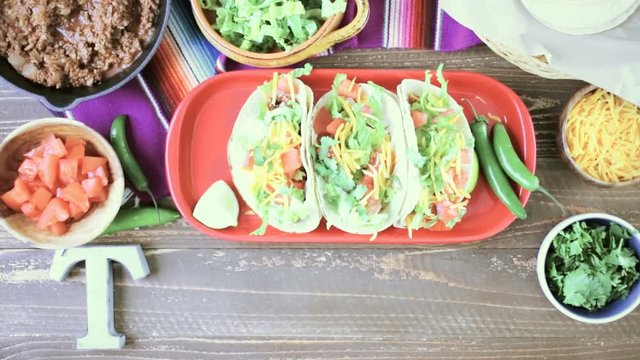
[[537, 213, 640, 323], [192, 0, 369, 67]]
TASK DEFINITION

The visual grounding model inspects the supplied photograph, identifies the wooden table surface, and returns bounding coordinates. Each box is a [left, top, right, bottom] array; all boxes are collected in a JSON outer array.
[[1, 47, 639, 360]]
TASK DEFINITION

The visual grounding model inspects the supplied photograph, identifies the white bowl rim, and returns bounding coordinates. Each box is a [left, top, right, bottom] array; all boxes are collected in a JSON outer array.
[[537, 213, 640, 324]]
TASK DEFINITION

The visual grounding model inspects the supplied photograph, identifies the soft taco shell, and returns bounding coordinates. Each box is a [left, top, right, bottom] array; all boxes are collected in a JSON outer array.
[[310, 84, 409, 235], [227, 79, 321, 233], [395, 78, 477, 228]]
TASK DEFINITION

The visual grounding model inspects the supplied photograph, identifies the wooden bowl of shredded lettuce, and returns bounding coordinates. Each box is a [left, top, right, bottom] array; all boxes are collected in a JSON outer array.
[[192, 0, 369, 67]]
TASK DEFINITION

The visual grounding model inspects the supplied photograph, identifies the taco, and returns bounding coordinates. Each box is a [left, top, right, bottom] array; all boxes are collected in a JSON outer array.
[[396, 65, 479, 236], [310, 74, 408, 236], [227, 64, 321, 235]]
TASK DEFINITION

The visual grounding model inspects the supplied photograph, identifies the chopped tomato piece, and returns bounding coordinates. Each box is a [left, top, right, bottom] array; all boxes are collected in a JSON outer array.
[[31, 187, 53, 211], [66, 144, 85, 160], [38, 155, 59, 190], [68, 202, 87, 220], [436, 200, 460, 224], [366, 198, 382, 215], [313, 107, 334, 138], [337, 78, 360, 100], [326, 118, 345, 137], [88, 187, 107, 203], [37, 198, 69, 230], [361, 105, 373, 115], [64, 136, 85, 151], [429, 220, 451, 232], [81, 178, 104, 198], [18, 159, 38, 181], [42, 134, 67, 157], [88, 165, 109, 187], [1, 179, 32, 212], [411, 111, 428, 128], [60, 182, 90, 213], [361, 175, 374, 194], [49, 222, 68, 236], [59, 158, 79, 185], [243, 152, 254, 170], [20, 202, 41, 221], [24, 144, 44, 159], [281, 149, 302, 177], [291, 180, 305, 189], [26, 179, 47, 192], [459, 148, 471, 164], [81, 156, 107, 175], [276, 76, 298, 95]]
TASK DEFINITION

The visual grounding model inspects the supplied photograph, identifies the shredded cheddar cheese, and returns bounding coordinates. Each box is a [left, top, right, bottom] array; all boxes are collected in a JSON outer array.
[[565, 89, 640, 183]]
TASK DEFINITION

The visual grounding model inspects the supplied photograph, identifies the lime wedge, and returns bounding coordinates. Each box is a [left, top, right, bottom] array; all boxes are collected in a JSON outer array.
[[193, 180, 239, 229]]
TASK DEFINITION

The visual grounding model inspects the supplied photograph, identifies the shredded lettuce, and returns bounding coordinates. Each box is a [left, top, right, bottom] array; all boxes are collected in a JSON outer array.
[[205, 0, 347, 52]]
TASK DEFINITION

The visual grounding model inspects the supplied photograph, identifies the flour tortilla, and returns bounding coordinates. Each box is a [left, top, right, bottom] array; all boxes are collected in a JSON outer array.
[[521, 0, 639, 35], [227, 79, 321, 233], [395, 79, 478, 229], [310, 84, 409, 235]]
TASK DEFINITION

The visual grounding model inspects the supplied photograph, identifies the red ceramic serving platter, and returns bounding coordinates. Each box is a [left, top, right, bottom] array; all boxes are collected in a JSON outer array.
[[166, 69, 535, 244]]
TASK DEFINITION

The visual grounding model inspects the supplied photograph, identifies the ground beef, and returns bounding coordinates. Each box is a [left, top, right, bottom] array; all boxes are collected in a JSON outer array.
[[0, 0, 159, 88]]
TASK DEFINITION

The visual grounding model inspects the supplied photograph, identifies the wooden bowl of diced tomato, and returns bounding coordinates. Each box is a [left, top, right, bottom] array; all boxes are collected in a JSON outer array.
[[0, 118, 124, 249]]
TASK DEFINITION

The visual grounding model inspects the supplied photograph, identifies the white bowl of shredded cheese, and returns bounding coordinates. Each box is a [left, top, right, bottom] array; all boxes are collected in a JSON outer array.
[[558, 85, 640, 187]]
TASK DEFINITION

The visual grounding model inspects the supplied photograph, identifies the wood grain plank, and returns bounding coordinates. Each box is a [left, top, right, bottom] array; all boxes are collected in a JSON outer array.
[[2, 337, 640, 359], [1, 248, 639, 343]]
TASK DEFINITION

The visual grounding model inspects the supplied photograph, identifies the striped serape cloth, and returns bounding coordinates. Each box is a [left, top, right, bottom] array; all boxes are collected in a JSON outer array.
[[143, 0, 481, 115]]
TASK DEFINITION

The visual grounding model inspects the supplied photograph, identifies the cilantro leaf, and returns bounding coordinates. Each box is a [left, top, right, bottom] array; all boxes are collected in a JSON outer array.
[[546, 221, 639, 311]]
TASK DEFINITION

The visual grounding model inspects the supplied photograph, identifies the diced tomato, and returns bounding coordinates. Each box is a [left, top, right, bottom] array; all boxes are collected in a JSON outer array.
[[1, 179, 32, 212], [81, 178, 104, 198], [88, 165, 109, 187], [276, 76, 298, 95], [243, 152, 254, 170], [24, 144, 44, 159], [361, 175, 374, 194], [68, 202, 87, 220], [49, 222, 68, 236], [366, 198, 382, 215], [31, 187, 53, 211], [26, 179, 47, 192], [281, 149, 302, 177], [291, 180, 305, 189], [64, 136, 85, 151], [13, 178, 32, 201], [37, 198, 69, 230], [81, 156, 107, 175], [337, 78, 360, 100], [18, 159, 38, 181], [66, 144, 85, 160], [60, 182, 90, 213], [459, 148, 471, 164], [326, 118, 345, 137], [313, 107, 334, 138], [42, 134, 67, 157], [435, 200, 460, 224], [411, 111, 428, 128], [429, 220, 451, 232], [88, 188, 107, 203], [38, 155, 59, 190], [59, 158, 79, 185], [20, 202, 41, 221], [361, 105, 373, 115]]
